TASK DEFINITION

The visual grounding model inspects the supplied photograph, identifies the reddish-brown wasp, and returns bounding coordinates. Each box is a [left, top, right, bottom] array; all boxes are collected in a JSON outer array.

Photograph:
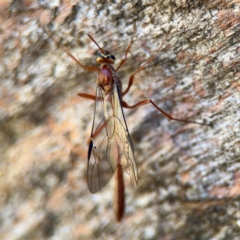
[[44, 28, 210, 222]]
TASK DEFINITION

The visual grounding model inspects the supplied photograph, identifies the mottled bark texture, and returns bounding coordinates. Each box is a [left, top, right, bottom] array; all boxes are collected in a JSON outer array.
[[0, 0, 240, 239]]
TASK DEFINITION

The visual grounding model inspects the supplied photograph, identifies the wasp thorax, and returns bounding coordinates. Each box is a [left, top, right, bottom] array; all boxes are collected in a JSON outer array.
[[98, 66, 113, 93], [97, 51, 116, 64]]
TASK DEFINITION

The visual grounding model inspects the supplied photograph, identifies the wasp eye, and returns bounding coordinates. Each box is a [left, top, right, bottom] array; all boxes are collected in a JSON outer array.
[[109, 55, 115, 61]]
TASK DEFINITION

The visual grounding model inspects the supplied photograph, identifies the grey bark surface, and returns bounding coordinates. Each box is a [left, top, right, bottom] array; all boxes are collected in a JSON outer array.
[[0, 0, 240, 239]]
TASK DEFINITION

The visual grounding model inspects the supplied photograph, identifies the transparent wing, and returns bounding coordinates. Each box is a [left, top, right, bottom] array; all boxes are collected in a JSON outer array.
[[111, 83, 138, 189], [87, 86, 115, 193], [87, 83, 138, 193]]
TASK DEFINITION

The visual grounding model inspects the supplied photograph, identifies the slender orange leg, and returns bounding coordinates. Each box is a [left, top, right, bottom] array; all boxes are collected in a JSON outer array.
[[60, 50, 99, 72], [122, 28, 174, 98], [115, 22, 137, 72], [44, 28, 99, 72], [86, 121, 106, 146], [78, 92, 105, 144], [78, 93, 97, 101], [122, 100, 211, 126], [115, 37, 134, 72], [122, 57, 154, 96]]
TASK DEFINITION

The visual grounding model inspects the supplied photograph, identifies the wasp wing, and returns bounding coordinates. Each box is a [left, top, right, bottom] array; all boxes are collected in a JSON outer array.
[[111, 83, 138, 189], [87, 83, 138, 193], [87, 85, 114, 193]]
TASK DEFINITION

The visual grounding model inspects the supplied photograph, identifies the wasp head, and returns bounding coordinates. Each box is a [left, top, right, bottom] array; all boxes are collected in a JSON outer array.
[[97, 51, 116, 64]]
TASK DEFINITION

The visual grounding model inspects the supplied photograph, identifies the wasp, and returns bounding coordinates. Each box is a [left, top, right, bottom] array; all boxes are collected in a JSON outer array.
[[45, 28, 210, 222]]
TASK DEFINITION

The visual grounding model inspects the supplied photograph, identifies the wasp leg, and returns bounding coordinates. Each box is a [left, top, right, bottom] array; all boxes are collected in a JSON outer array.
[[78, 93, 104, 101], [122, 57, 154, 96], [44, 29, 99, 72], [122, 100, 211, 126], [115, 37, 133, 72]]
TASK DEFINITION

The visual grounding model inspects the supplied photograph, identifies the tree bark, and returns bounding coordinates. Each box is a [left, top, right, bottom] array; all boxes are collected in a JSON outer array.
[[0, 0, 239, 239]]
